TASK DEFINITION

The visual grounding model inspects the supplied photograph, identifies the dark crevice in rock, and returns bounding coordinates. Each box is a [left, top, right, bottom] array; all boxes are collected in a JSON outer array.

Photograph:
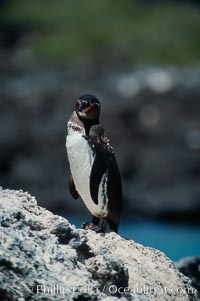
[[76, 243, 95, 263], [68, 233, 95, 263], [26, 220, 44, 231], [1, 211, 25, 227], [50, 221, 77, 244], [0, 289, 13, 301], [0, 258, 23, 276], [86, 256, 129, 298]]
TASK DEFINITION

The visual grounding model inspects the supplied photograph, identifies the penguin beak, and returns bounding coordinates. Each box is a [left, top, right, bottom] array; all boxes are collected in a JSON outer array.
[[83, 104, 93, 113]]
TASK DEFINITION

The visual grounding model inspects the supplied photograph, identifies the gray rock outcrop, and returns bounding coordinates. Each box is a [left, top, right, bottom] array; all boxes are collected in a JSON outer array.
[[176, 257, 200, 294], [0, 188, 199, 301]]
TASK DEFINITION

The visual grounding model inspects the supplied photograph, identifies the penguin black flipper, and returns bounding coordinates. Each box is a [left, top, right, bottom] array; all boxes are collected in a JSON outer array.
[[89, 147, 107, 205], [69, 174, 79, 199], [89, 125, 122, 232], [89, 125, 110, 205]]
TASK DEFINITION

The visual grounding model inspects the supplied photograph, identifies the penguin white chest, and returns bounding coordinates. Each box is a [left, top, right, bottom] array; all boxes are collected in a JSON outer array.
[[66, 126, 108, 217], [66, 129, 93, 197]]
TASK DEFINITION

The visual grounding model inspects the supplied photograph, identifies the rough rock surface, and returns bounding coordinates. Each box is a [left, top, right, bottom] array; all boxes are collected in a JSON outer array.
[[0, 188, 199, 301], [176, 257, 200, 294]]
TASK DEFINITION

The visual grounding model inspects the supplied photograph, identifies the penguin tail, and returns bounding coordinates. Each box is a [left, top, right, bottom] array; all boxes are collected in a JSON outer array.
[[108, 212, 120, 233]]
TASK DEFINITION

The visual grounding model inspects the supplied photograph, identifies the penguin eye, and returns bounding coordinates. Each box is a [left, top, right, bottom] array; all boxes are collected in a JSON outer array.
[[82, 100, 88, 106]]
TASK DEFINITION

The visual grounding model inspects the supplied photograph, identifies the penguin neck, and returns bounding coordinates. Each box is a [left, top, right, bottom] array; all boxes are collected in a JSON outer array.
[[70, 111, 99, 136], [80, 117, 100, 136]]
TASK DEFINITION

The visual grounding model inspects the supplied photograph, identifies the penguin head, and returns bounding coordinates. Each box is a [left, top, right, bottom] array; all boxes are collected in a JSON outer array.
[[75, 94, 101, 120]]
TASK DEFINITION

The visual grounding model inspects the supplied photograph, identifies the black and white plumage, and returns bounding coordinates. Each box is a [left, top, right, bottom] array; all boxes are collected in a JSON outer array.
[[66, 94, 122, 233]]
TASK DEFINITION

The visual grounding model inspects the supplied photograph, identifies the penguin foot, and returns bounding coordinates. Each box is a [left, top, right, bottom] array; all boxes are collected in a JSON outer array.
[[81, 222, 104, 233]]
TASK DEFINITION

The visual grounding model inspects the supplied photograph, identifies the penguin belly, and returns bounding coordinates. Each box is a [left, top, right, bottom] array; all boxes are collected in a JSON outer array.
[[66, 128, 108, 218]]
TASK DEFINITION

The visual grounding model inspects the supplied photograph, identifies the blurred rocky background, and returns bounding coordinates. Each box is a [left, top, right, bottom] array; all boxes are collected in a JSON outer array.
[[1, 0, 200, 228]]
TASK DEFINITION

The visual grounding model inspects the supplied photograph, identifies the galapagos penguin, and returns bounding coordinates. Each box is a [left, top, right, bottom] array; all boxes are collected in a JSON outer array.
[[66, 94, 122, 233]]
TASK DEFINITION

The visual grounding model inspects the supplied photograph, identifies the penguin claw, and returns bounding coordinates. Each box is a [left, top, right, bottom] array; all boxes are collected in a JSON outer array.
[[81, 222, 104, 233], [81, 221, 90, 229]]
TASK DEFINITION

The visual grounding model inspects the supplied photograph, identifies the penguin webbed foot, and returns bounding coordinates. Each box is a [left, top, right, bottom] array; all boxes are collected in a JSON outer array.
[[81, 218, 107, 233], [81, 222, 102, 233]]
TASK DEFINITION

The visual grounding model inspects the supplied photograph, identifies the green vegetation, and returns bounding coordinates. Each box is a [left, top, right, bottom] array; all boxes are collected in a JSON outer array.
[[1, 0, 200, 65]]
